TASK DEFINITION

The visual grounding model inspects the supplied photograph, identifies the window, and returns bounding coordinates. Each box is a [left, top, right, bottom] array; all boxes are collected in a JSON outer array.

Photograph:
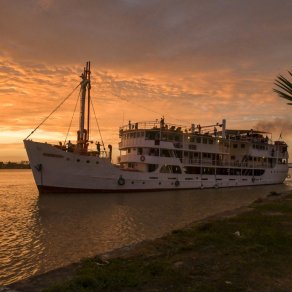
[[160, 165, 182, 174], [184, 166, 200, 174], [148, 164, 159, 172]]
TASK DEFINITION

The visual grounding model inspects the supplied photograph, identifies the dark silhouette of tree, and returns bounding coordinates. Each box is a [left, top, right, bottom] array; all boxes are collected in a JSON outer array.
[[273, 71, 292, 105]]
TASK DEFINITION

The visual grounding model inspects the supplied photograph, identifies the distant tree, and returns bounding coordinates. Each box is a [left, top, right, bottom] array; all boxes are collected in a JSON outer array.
[[273, 71, 292, 105]]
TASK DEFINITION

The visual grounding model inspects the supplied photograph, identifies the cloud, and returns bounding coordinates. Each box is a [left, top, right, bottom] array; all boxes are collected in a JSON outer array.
[[0, 0, 291, 75], [0, 1, 292, 160]]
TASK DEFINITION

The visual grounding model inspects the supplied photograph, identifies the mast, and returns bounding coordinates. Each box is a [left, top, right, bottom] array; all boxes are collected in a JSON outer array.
[[87, 62, 91, 142], [77, 61, 91, 151]]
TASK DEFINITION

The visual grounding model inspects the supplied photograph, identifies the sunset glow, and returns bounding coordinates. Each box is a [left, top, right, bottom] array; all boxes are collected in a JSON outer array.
[[0, 0, 291, 162]]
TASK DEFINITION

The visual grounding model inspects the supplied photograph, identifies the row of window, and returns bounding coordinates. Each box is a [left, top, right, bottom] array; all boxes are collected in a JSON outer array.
[[121, 133, 275, 155], [184, 166, 265, 176], [252, 144, 268, 150], [121, 131, 275, 154], [123, 131, 145, 139], [124, 161, 266, 176]]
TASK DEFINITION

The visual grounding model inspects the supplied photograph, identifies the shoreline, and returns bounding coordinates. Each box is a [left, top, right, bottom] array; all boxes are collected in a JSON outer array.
[[7, 189, 292, 291]]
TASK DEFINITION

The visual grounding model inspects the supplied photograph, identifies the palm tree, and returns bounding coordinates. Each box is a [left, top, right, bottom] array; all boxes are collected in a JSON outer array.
[[273, 71, 292, 105]]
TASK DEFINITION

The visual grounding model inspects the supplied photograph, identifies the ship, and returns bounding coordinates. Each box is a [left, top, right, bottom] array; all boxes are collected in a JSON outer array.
[[24, 62, 289, 193]]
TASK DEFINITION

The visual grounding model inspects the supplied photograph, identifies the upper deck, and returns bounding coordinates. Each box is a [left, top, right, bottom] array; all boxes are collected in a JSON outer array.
[[119, 119, 275, 145]]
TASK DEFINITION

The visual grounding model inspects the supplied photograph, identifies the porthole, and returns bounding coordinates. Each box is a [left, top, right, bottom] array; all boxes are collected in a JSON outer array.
[[131, 181, 134, 184], [66, 158, 70, 161], [86, 160, 90, 163], [77, 159, 80, 162]]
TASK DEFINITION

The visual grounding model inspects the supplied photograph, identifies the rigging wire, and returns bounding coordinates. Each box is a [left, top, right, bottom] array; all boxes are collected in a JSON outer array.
[[64, 87, 81, 145], [116, 95, 193, 126], [90, 98, 106, 152], [25, 82, 81, 140], [89, 78, 194, 125]]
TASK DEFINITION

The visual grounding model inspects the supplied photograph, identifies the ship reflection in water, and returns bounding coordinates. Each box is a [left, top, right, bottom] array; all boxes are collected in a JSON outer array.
[[0, 169, 291, 285]]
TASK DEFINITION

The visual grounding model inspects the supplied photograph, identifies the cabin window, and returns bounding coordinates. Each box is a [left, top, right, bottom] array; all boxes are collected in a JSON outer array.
[[161, 133, 168, 140], [184, 166, 200, 174], [254, 169, 265, 176], [161, 149, 171, 157], [149, 148, 159, 156], [203, 138, 207, 144], [148, 164, 159, 172], [160, 165, 182, 174], [230, 168, 240, 175], [216, 168, 229, 175], [202, 167, 215, 175], [231, 156, 235, 160], [233, 144, 238, 148], [241, 144, 245, 148], [127, 148, 131, 153], [146, 131, 158, 140], [196, 137, 201, 143]]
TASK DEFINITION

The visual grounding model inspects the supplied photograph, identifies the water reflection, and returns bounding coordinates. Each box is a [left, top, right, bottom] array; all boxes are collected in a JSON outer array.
[[0, 169, 291, 285], [0, 171, 44, 285]]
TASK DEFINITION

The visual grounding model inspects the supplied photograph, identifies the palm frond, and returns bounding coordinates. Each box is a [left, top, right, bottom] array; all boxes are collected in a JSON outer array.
[[273, 71, 292, 104]]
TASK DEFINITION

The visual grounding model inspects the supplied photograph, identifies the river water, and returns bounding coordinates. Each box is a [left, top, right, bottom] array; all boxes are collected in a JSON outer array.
[[1, 169, 291, 285]]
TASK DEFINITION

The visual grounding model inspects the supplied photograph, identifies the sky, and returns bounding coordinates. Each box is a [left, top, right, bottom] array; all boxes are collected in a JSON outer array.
[[0, 0, 291, 162]]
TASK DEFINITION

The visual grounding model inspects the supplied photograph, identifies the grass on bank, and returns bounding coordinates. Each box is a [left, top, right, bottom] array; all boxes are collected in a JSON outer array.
[[46, 192, 292, 292]]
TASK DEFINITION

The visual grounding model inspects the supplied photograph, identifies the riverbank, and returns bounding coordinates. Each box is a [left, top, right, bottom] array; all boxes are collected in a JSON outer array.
[[0, 162, 30, 169], [8, 190, 292, 291]]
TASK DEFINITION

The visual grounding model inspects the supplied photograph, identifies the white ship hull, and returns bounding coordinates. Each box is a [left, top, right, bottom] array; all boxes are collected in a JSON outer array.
[[24, 140, 288, 193]]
